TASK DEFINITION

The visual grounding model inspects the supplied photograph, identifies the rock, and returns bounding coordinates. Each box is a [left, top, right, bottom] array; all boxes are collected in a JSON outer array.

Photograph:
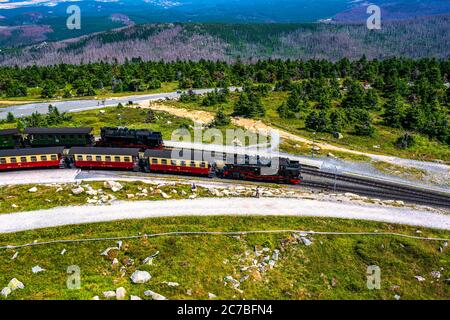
[[11, 204, 18, 208], [373, 145, 381, 149], [163, 281, 179, 287], [91, 296, 100, 300], [1, 287, 12, 298], [142, 251, 160, 265], [144, 290, 167, 300], [130, 270, 151, 284], [104, 181, 123, 192], [430, 271, 441, 279], [116, 287, 127, 300], [127, 194, 135, 199], [130, 295, 142, 300], [112, 258, 119, 266], [56, 187, 63, 192], [101, 246, 120, 256], [300, 237, 313, 246], [71, 187, 85, 195], [8, 278, 24, 291], [171, 189, 178, 194], [189, 194, 197, 200], [11, 252, 18, 260], [181, 190, 187, 196], [327, 153, 337, 158], [61, 249, 66, 255], [414, 275, 426, 282], [32, 266, 45, 274], [224, 276, 240, 288], [28, 187, 38, 193], [103, 291, 116, 299], [208, 292, 217, 299], [160, 191, 171, 199], [394, 294, 401, 300], [186, 289, 192, 296], [272, 249, 279, 261]]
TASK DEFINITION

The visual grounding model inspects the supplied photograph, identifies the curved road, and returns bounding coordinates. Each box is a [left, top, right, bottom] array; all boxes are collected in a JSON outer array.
[[0, 198, 449, 234], [0, 88, 238, 120]]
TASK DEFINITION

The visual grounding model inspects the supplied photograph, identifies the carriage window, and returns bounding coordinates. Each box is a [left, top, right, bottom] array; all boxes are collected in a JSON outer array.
[[31, 156, 37, 162], [69, 135, 74, 139], [77, 155, 83, 161], [124, 157, 131, 162], [200, 162, 206, 168], [152, 158, 158, 164], [180, 161, 186, 166], [10, 158, 17, 163], [96, 156, 102, 161], [21, 157, 27, 163], [114, 156, 121, 162], [105, 156, 111, 162], [51, 155, 57, 161], [41, 156, 47, 161], [161, 159, 167, 165], [0, 158, 5, 164], [171, 160, 177, 166], [61, 135, 66, 139], [87, 155, 93, 161], [190, 161, 196, 167]]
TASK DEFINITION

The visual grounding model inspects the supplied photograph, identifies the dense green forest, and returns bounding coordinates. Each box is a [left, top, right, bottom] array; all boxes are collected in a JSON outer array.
[[1, 57, 449, 145]]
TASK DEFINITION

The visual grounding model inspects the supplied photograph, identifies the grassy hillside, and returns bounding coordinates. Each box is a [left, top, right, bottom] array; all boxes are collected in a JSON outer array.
[[0, 216, 449, 300]]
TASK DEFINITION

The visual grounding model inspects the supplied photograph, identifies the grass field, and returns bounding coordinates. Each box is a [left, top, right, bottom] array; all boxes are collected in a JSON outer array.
[[0, 181, 216, 215], [0, 216, 448, 300]]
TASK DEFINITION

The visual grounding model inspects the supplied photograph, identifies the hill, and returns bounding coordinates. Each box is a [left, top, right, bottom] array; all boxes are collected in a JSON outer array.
[[1, 14, 449, 66]]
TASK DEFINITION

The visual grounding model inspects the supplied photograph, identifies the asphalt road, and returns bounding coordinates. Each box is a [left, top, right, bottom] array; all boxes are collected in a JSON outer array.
[[0, 88, 233, 120]]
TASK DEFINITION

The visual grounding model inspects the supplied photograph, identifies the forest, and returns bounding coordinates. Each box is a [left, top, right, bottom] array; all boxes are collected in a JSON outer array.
[[1, 57, 449, 145]]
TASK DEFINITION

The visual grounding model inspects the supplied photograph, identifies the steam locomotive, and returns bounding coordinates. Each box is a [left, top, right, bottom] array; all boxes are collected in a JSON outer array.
[[0, 127, 302, 184]]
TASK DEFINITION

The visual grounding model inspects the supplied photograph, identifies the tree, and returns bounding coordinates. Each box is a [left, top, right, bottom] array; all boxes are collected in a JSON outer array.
[[396, 133, 416, 149], [233, 92, 265, 118], [353, 109, 374, 136], [6, 112, 15, 123], [328, 109, 345, 133], [277, 102, 295, 119], [212, 108, 231, 126], [382, 95, 405, 129], [41, 81, 57, 98], [305, 110, 328, 132]]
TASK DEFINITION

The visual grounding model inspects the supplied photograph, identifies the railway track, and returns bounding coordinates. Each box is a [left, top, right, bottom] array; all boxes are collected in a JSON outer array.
[[301, 168, 450, 209]]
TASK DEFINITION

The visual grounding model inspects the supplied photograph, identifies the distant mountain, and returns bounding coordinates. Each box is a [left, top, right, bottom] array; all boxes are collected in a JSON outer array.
[[0, 0, 449, 47], [1, 14, 449, 66]]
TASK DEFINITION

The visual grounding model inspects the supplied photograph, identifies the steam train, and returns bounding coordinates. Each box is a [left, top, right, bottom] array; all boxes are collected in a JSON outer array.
[[0, 127, 302, 184]]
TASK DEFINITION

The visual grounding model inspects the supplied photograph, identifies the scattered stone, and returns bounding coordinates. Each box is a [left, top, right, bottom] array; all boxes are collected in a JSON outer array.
[[91, 296, 100, 300], [142, 251, 159, 265], [127, 194, 135, 199], [144, 290, 167, 300], [71, 186, 85, 195], [1, 287, 12, 298], [414, 275, 426, 282], [186, 289, 192, 296], [160, 191, 171, 199], [112, 258, 119, 266], [116, 287, 127, 300], [394, 294, 401, 300], [61, 249, 67, 255], [103, 291, 116, 299], [11, 252, 18, 260], [430, 271, 441, 279], [31, 266, 45, 274], [163, 281, 179, 287], [208, 292, 217, 299], [11, 204, 18, 208], [130, 295, 142, 300], [300, 237, 313, 246], [8, 278, 24, 291], [224, 276, 240, 288], [101, 246, 120, 256], [104, 181, 123, 192], [130, 270, 151, 284], [56, 187, 63, 193], [28, 187, 38, 193], [189, 194, 197, 200]]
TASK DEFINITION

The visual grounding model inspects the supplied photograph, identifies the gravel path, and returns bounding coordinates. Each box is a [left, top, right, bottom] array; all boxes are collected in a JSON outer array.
[[1, 198, 449, 234]]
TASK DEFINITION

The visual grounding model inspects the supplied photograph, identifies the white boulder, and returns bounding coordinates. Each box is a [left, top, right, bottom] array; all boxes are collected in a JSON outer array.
[[144, 290, 167, 300], [130, 270, 151, 284]]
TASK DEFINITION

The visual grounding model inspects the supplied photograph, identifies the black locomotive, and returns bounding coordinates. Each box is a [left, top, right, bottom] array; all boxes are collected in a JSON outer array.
[[97, 127, 164, 150]]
